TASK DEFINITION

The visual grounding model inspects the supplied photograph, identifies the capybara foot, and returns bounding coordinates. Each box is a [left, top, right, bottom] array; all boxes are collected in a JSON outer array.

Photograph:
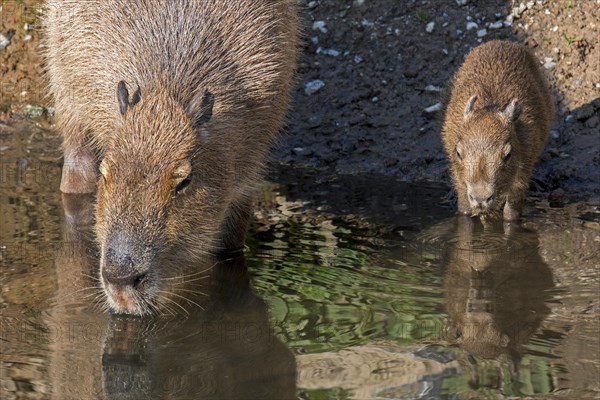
[[60, 148, 97, 193]]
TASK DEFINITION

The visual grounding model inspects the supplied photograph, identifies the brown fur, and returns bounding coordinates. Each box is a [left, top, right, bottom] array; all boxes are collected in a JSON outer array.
[[43, 0, 299, 315], [442, 40, 554, 220]]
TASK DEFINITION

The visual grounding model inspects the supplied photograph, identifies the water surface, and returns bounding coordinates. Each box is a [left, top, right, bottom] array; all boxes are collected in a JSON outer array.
[[1, 121, 599, 399]]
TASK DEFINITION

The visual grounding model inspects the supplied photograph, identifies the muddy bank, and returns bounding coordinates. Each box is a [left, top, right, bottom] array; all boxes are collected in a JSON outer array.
[[1, 0, 599, 203]]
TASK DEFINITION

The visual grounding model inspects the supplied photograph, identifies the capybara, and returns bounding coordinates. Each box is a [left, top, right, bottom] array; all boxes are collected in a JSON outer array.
[[44, 0, 299, 314], [442, 40, 554, 220]]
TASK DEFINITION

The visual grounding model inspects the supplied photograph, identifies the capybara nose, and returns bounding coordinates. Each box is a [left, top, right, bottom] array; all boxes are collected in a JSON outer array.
[[468, 189, 494, 208], [102, 248, 147, 288], [103, 269, 147, 288]]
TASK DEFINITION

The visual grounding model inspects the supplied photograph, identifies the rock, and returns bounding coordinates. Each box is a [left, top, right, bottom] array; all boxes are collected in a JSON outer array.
[[575, 104, 595, 121], [426, 22, 435, 33], [543, 57, 556, 69], [0, 33, 12, 49], [304, 80, 325, 95], [424, 85, 442, 92], [423, 102, 443, 118], [585, 115, 599, 129], [477, 29, 487, 37], [312, 21, 328, 33], [316, 48, 340, 57], [456, 0, 468, 5], [353, 55, 363, 64], [549, 188, 566, 207], [564, 114, 574, 123], [308, 1, 318, 8], [489, 21, 503, 29], [292, 147, 312, 156], [22, 105, 46, 119], [549, 130, 560, 140], [466, 22, 478, 30]]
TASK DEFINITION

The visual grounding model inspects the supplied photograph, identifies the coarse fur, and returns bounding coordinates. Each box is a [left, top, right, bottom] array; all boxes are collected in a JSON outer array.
[[43, 0, 299, 315], [442, 40, 554, 220]]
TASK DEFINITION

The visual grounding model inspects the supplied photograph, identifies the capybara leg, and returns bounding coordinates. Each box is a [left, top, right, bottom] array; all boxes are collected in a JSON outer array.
[[503, 200, 522, 221], [217, 197, 253, 253], [60, 145, 97, 193]]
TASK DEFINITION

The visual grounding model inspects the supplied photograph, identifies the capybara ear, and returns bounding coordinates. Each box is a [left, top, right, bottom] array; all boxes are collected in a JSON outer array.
[[187, 90, 214, 128], [501, 98, 521, 122], [117, 81, 141, 115], [117, 81, 130, 115], [463, 95, 477, 119]]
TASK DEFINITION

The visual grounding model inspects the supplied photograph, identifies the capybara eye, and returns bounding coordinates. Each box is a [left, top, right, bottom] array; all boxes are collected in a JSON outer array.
[[175, 177, 192, 194], [503, 152, 511, 162]]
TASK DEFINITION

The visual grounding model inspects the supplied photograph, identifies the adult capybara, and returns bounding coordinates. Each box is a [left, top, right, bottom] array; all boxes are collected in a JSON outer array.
[[442, 40, 554, 220], [44, 0, 299, 315]]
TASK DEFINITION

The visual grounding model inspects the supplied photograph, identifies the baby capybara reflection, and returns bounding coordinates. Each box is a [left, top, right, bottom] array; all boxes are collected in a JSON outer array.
[[442, 40, 554, 220], [44, 0, 299, 315]]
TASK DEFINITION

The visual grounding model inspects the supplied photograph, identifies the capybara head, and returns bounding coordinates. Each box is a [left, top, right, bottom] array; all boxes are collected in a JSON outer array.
[[96, 81, 226, 315], [451, 95, 521, 217]]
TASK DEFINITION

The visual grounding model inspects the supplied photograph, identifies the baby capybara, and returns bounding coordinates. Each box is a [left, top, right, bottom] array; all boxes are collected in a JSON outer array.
[[442, 40, 554, 220], [44, 0, 299, 314]]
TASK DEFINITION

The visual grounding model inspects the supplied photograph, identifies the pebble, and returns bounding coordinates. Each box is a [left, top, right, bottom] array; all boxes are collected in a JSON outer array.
[[353, 55, 363, 63], [361, 19, 374, 28], [22, 104, 46, 119], [371, 96, 379, 103], [564, 114, 574, 123], [0, 33, 11, 49], [426, 22, 435, 33], [466, 22, 478, 30], [307, 1, 318, 8], [424, 85, 442, 92], [456, 0, 468, 5], [316, 47, 340, 57], [423, 102, 443, 116], [312, 21, 328, 33], [549, 130, 560, 140], [543, 57, 556, 69], [489, 21, 503, 29], [311, 36, 319, 44], [304, 80, 325, 95], [477, 29, 487, 37], [442, 48, 449, 55]]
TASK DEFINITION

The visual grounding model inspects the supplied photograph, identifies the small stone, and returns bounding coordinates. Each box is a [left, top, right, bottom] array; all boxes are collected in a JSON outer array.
[[353, 55, 363, 63], [361, 19, 374, 28], [371, 96, 379, 103], [564, 114, 574, 123], [456, 0, 467, 5], [466, 16, 472, 21], [585, 115, 599, 129], [423, 102, 443, 118], [0, 34, 11, 49], [316, 47, 340, 57], [426, 22, 435, 33], [308, 1, 318, 8], [549, 130, 560, 140], [312, 21, 328, 33], [310, 36, 319, 44], [424, 85, 442, 92], [543, 57, 556, 69], [466, 22, 478, 30], [442, 48, 449, 55], [456, 29, 463, 36], [353, 0, 365, 5], [549, 188, 566, 207], [22, 104, 46, 119], [304, 80, 325, 95], [292, 147, 312, 156], [489, 21, 503, 29], [24, 34, 33, 41], [477, 29, 487, 37]]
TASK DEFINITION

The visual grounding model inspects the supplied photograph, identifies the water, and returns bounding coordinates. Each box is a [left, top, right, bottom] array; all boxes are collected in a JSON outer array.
[[1, 121, 599, 399]]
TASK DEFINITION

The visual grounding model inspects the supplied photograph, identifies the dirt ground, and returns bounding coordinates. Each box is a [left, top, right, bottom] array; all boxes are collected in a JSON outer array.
[[1, 0, 598, 202]]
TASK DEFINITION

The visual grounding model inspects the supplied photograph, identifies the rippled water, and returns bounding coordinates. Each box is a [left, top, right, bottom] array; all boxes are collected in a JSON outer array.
[[1, 121, 599, 399]]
